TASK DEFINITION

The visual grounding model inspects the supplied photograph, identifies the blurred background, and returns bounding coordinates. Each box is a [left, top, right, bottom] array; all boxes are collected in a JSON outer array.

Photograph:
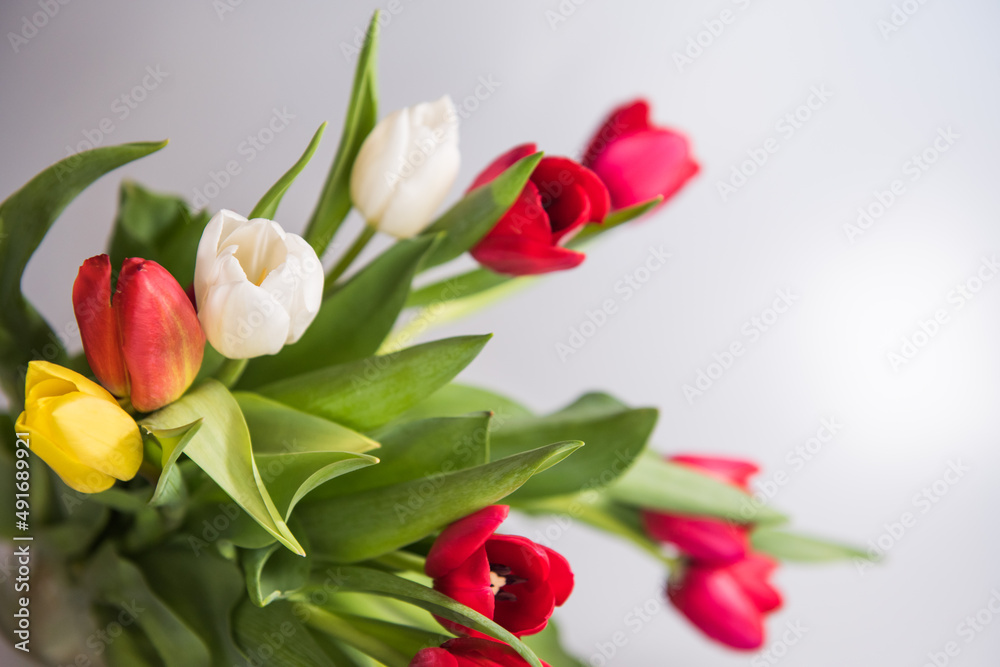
[[2, 0, 999, 664]]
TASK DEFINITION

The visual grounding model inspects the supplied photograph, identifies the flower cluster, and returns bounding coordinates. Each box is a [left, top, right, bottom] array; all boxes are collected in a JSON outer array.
[[642, 455, 783, 650]]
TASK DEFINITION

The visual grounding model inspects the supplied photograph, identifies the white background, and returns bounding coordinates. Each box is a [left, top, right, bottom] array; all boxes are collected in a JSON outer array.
[[2, 0, 999, 665]]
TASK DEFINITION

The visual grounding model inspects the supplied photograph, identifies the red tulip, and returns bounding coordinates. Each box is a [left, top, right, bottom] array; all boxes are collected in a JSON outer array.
[[425, 505, 574, 638], [582, 99, 699, 210], [73, 255, 205, 413], [410, 638, 551, 667], [668, 553, 782, 650], [641, 455, 759, 565], [469, 144, 610, 276]]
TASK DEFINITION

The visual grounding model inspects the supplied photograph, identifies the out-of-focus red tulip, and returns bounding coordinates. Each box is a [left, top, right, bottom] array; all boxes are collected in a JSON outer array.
[[469, 144, 610, 276], [642, 454, 760, 565], [668, 553, 782, 650], [582, 99, 699, 210], [73, 255, 205, 412], [425, 505, 574, 638], [410, 638, 551, 667]]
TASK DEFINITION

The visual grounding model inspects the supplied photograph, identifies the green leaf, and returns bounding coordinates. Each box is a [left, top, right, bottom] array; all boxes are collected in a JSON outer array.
[[296, 440, 581, 563], [141, 380, 304, 555], [491, 393, 656, 500], [751, 527, 874, 563], [242, 530, 314, 607], [257, 335, 491, 432], [135, 542, 248, 665], [396, 382, 533, 422], [419, 152, 542, 270], [304, 12, 380, 255], [309, 414, 492, 500], [299, 566, 544, 667], [239, 234, 437, 388], [234, 599, 342, 667], [568, 195, 662, 247], [608, 451, 787, 525], [523, 620, 587, 667], [237, 392, 379, 455], [250, 122, 328, 219], [406, 267, 511, 309], [0, 140, 167, 405], [304, 608, 445, 666], [109, 181, 211, 286], [84, 544, 212, 667]]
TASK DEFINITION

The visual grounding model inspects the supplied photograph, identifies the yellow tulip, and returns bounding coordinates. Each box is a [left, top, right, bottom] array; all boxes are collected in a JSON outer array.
[[15, 361, 143, 494]]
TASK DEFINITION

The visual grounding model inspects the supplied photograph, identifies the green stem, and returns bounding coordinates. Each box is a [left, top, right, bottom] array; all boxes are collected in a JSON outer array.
[[214, 357, 248, 388], [369, 550, 427, 575], [324, 224, 377, 296]]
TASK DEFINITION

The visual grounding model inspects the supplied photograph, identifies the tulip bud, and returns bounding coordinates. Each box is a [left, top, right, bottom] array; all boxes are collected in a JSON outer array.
[[668, 554, 782, 650], [194, 210, 323, 359], [73, 255, 205, 413], [350, 95, 460, 238], [582, 99, 699, 210], [15, 361, 143, 494]]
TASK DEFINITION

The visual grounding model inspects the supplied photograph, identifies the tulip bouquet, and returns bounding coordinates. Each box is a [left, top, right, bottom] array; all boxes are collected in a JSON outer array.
[[0, 13, 866, 667]]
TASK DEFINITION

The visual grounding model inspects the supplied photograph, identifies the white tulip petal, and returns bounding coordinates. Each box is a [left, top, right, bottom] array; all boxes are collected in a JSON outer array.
[[351, 107, 411, 223], [199, 278, 291, 359]]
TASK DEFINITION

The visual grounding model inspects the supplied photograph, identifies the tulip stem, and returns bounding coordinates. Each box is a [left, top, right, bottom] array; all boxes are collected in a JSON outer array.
[[369, 550, 427, 575], [215, 357, 248, 388], [324, 224, 377, 295]]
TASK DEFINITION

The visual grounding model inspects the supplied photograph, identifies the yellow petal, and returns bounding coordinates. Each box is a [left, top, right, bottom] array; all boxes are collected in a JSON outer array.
[[25, 361, 116, 403], [46, 395, 142, 482], [14, 411, 115, 494]]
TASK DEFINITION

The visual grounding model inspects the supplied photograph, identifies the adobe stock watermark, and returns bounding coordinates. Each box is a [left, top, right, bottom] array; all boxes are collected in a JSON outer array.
[[717, 85, 833, 203], [555, 245, 671, 362], [672, 0, 758, 73], [749, 620, 808, 666], [738, 418, 844, 519], [7, 0, 71, 54], [854, 459, 968, 574], [682, 289, 799, 404], [191, 107, 295, 208], [843, 126, 959, 243], [877, 0, 933, 40], [886, 255, 997, 371], [920, 588, 1000, 667]]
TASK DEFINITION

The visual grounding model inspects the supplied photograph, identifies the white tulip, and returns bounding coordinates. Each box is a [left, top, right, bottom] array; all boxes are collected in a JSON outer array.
[[194, 210, 323, 359], [350, 95, 460, 238]]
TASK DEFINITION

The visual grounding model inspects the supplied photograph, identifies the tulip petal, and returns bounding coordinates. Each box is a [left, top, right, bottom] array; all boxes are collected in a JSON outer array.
[[15, 410, 116, 494], [543, 183, 591, 243], [426, 505, 510, 578], [25, 360, 116, 403], [42, 394, 142, 481], [350, 106, 412, 223], [116, 258, 205, 412], [582, 99, 652, 165], [198, 252, 292, 358], [532, 157, 609, 224], [669, 564, 765, 650], [485, 535, 551, 587], [670, 454, 760, 491], [642, 512, 749, 564], [469, 143, 539, 191], [591, 130, 699, 209], [540, 546, 574, 607], [730, 554, 783, 613], [409, 648, 461, 667], [259, 232, 323, 344], [72, 254, 129, 397], [470, 235, 585, 276], [194, 209, 248, 310]]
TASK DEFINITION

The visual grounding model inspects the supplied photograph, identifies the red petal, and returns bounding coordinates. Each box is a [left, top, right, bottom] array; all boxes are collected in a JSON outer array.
[[438, 638, 549, 666], [581, 99, 652, 166], [470, 237, 585, 276], [116, 259, 205, 412], [670, 455, 759, 491], [469, 143, 539, 191], [532, 157, 610, 224], [729, 554, 783, 613], [410, 648, 460, 667], [668, 563, 765, 650], [492, 577, 555, 637], [540, 546, 574, 607], [485, 535, 551, 583], [433, 546, 495, 637], [589, 129, 698, 210], [641, 512, 748, 564], [426, 505, 509, 579], [487, 182, 552, 243], [72, 255, 129, 397]]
